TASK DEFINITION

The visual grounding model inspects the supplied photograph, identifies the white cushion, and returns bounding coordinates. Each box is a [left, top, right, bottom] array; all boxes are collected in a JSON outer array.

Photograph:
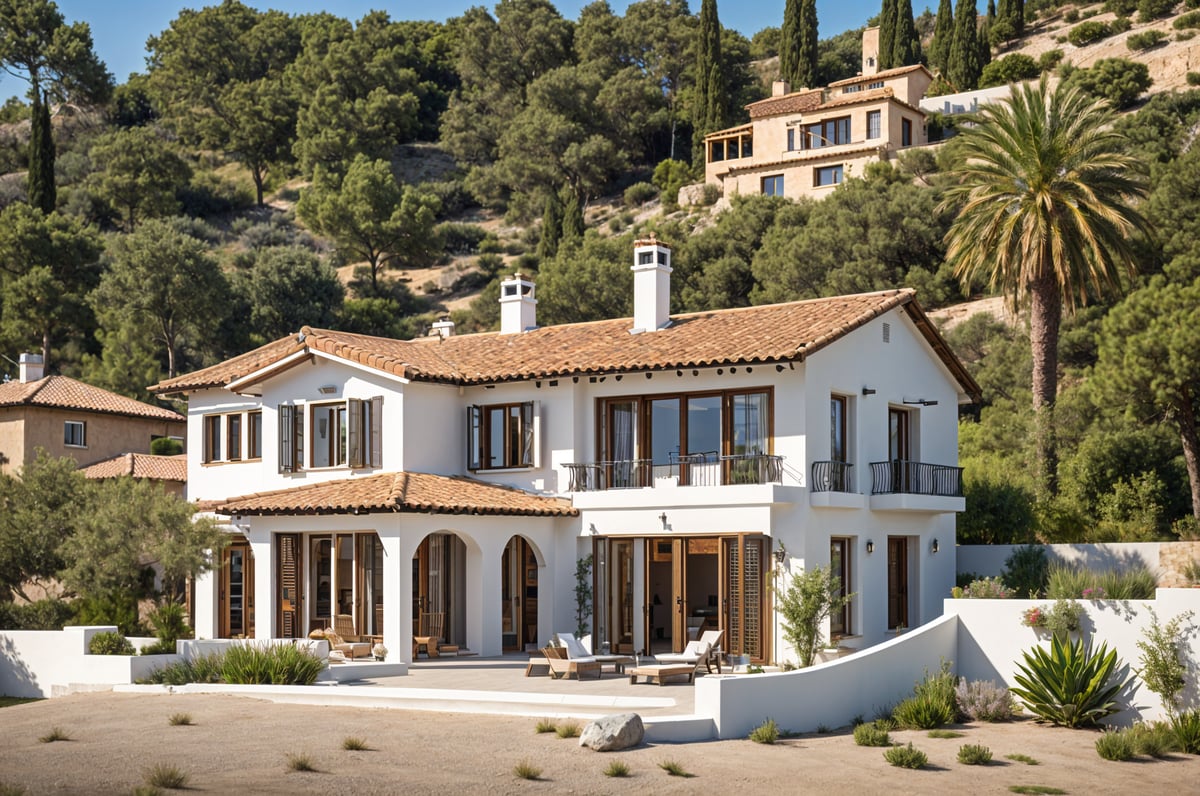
[[557, 632, 590, 659]]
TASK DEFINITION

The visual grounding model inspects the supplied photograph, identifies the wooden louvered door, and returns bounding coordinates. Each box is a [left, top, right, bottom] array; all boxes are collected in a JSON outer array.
[[277, 533, 302, 638], [722, 535, 767, 663]]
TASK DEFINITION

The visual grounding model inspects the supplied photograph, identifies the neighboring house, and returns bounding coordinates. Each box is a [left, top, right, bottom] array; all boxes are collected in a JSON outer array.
[[703, 27, 932, 201], [154, 239, 980, 665], [0, 354, 186, 476], [80, 452, 188, 498]]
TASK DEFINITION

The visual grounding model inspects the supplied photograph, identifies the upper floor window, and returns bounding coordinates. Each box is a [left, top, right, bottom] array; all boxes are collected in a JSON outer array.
[[202, 415, 221, 463], [786, 127, 795, 151], [831, 396, 848, 464], [867, 110, 881, 140], [902, 118, 913, 147], [889, 406, 911, 461], [247, 411, 263, 460], [762, 175, 784, 196], [802, 116, 850, 149], [468, 402, 536, 470], [227, 413, 242, 462], [64, 420, 86, 448], [203, 410, 264, 464], [278, 398, 382, 473], [814, 165, 843, 187], [868, 80, 884, 89]]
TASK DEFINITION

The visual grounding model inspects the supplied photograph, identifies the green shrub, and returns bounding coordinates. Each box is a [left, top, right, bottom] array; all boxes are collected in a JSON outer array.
[[1005, 752, 1039, 765], [555, 721, 581, 739], [954, 577, 1013, 599], [221, 644, 323, 685], [1046, 563, 1156, 600], [140, 653, 223, 685], [1176, 9, 1200, 28], [143, 763, 189, 790], [140, 639, 177, 656], [701, 183, 721, 205], [1188, 72, 1200, 86], [1127, 30, 1169, 51], [749, 718, 780, 744], [1068, 21, 1112, 46], [437, 222, 489, 255], [1004, 545, 1049, 598], [1095, 729, 1135, 760], [1104, 0, 1139, 14], [1136, 610, 1194, 716], [914, 660, 958, 711], [883, 742, 928, 768], [167, 713, 192, 726], [1010, 635, 1128, 727], [894, 694, 955, 729], [1110, 16, 1132, 33], [341, 736, 370, 751], [1129, 721, 1177, 757], [980, 54, 1041, 88], [853, 723, 892, 746], [534, 718, 557, 734], [88, 631, 135, 656], [38, 727, 69, 743], [1064, 8, 1080, 21], [513, 759, 541, 780], [0, 599, 74, 630], [958, 743, 993, 764], [1038, 49, 1065, 72], [286, 752, 318, 772], [623, 181, 659, 207], [1180, 30, 1198, 40], [604, 760, 630, 777], [955, 678, 1013, 721], [1172, 710, 1200, 753]]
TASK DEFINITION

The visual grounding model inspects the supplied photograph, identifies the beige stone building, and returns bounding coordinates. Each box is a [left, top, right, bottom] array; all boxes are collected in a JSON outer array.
[[704, 27, 932, 201], [0, 354, 185, 476]]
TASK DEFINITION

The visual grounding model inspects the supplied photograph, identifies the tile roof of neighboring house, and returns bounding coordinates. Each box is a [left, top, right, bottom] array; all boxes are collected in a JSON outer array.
[[152, 289, 981, 401], [723, 143, 887, 175], [81, 453, 187, 482], [704, 123, 753, 140], [746, 88, 825, 119], [0, 375, 184, 421], [213, 471, 578, 517], [828, 64, 933, 88]]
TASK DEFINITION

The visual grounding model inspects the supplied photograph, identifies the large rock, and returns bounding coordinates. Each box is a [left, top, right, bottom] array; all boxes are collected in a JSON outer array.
[[579, 712, 645, 752]]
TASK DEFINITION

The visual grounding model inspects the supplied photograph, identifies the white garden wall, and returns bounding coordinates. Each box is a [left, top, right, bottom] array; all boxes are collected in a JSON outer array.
[[0, 626, 176, 698], [958, 543, 1162, 581]]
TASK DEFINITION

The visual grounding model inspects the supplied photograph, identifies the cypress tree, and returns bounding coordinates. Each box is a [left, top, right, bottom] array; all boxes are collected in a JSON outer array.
[[987, 0, 996, 20], [780, 0, 801, 88], [977, 18, 992, 70], [27, 90, 56, 214], [560, 188, 584, 250], [929, 0, 954, 74], [796, 0, 819, 90], [892, 0, 922, 68], [692, 0, 725, 168], [1012, 0, 1025, 37], [878, 0, 898, 70], [538, 194, 562, 261], [946, 0, 982, 91]]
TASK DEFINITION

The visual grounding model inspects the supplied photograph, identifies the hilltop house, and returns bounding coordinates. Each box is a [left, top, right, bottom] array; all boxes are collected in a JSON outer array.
[[704, 27, 932, 201], [0, 354, 185, 476], [154, 239, 979, 664]]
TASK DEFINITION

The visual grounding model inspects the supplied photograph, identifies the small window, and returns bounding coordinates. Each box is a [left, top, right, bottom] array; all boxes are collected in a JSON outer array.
[[867, 110, 881, 140], [761, 175, 784, 196], [902, 118, 913, 147], [202, 415, 221, 463], [638, 251, 654, 265], [728, 138, 739, 159], [278, 404, 304, 474], [868, 80, 884, 89], [831, 537, 852, 636], [227, 413, 242, 462], [247, 411, 263, 459], [814, 165, 843, 187], [468, 402, 536, 470], [64, 420, 86, 448], [709, 139, 725, 162], [311, 402, 348, 468], [786, 128, 795, 151]]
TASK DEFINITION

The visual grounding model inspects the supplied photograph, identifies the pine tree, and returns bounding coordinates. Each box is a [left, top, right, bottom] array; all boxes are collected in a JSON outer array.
[[27, 91, 56, 214], [892, 0, 922, 68], [947, 0, 982, 90], [929, 0, 954, 74], [692, 0, 725, 168], [879, 0, 899, 70], [796, 0, 819, 89]]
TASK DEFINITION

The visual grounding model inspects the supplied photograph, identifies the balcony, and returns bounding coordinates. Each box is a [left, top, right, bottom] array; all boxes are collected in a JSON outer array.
[[868, 459, 965, 513], [565, 453, 784, 492], [809, 460, 864, 509]]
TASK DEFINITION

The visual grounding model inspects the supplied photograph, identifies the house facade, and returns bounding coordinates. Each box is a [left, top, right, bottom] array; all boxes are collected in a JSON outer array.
[[704, 27, 932, 201], [0, 354, 186, 476], [156, 240, 978, 664]]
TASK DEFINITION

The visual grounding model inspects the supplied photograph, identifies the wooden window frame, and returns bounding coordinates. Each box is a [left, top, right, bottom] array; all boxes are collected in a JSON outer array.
[[226, 413, 242, 462], [761, 175, 784, 196], [830, 395, 848, 463], [202, 415, 221, 463], [901, 118, 913, 147], [247, 411, 263, 460], [830, 537, 851, 637], [814, 165, 843, 187], [277, 404, 304, 474], [467, 401, 536, 471]]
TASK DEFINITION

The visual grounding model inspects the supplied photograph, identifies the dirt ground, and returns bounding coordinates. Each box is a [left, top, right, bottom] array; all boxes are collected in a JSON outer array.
[[1, 692, 1197, 795]]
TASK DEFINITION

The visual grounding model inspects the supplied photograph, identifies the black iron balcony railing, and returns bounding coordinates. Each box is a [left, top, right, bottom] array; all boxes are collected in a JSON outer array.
[[565, 453, 784, 492], [810, 460, 854, 493], [869, 459, 964, 497]]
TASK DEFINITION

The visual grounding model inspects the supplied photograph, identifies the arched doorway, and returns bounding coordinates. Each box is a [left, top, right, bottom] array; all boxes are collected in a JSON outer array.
[[413, 532, 468, 649], [501, 536, 539, 652]]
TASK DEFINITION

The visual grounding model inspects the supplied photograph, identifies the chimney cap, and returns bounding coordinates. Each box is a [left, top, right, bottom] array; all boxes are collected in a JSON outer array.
[[633, 233, 671, 250]]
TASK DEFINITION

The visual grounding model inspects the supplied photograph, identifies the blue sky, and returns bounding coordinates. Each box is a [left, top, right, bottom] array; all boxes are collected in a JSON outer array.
[[2, 0, 917, 99]]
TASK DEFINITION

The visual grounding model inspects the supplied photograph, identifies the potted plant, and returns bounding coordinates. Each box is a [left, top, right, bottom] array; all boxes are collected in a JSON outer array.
[[372, 643, 388, 661]]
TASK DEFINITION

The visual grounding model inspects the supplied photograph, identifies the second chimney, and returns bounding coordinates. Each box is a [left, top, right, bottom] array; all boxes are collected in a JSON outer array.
[[18, 353, 44, 383], [631, 236, 672, 333], [499, 274, 537, 334]]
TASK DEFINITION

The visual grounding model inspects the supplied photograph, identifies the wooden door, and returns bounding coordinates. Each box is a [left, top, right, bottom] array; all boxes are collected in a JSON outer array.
[[277, 533, 301, 638], [887, 537, 909, 629], [670, 537, 687, 652], [723, 535, 767, 662], [219, 538, 254, 638]]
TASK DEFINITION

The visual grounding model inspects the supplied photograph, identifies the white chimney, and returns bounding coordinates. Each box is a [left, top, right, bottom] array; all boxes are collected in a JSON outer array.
[[430, 318, 455, 339], [631, 236, 672, 333], [772, 80, 791, 97], [18, 353, 44, 383], [499, 273, 537, 334]]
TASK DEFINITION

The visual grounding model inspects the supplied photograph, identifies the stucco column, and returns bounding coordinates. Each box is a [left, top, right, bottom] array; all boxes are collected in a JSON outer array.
[[247, 529, 273, 639], [380, 532, 408, 662], [470, 538, 504, 657]]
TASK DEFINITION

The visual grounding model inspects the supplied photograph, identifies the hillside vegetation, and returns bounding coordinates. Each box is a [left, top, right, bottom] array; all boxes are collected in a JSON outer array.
[[1, 0, 1199, 544]]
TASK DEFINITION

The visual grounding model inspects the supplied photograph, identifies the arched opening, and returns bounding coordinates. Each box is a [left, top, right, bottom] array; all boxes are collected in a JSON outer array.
[[412, 532, 469, 651], [501, 536, 540, 652]]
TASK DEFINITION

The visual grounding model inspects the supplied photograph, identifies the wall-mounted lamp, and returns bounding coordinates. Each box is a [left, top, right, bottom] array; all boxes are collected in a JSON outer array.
[[866, 540, 875, 554], [317, 384, 337, 395], [862, 387, 876, 396], [903, 398, 939, 406], [773, 541, 787, 564], [659, 512, 668, 530], [931, 538, 940, 554], [588, 523, 598, 535]]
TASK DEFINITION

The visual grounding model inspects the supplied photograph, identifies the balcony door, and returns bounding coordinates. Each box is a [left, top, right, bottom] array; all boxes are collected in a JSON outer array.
[[887, 536, 909, 629], [219, 537, 254, 638]]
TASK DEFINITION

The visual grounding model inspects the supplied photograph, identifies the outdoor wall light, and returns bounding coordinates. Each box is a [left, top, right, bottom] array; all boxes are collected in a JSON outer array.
[[931, 538, 940, 554], [659, 512, 668, 529], [866, 540, 875, 554], [862, 386, 876, 396], [317, 384, 337, 394], [903, 398, 939, 406], [772, 541, 787, 564]]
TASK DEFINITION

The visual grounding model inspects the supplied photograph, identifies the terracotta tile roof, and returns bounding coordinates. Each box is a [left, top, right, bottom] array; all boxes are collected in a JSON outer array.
[[828, 64, 933, 88], [746, 89, 825, 119], [81, 453, 187, 482], [214, 471, 577, 517], [723, 143, 887, 174], [151, 289, 980, 401], [704, 123, 753, 140], [818, 87, 895, 110], [0, 375, 184, 421]]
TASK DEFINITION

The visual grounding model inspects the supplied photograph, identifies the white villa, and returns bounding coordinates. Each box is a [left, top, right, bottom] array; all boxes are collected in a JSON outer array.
[[153, 238, 980, 666]]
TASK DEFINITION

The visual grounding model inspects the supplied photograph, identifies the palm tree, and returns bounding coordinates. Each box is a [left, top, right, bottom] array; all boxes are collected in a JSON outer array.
[[940, 77, 1150, 496]]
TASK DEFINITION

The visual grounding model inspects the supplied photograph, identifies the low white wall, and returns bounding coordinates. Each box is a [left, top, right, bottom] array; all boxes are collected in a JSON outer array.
[[948, 589, 1200, 725], [178, 638, 329, 660], [695, 613, 959, 739], [957, 543, 1162, 580], [0, 626, 177, 698]]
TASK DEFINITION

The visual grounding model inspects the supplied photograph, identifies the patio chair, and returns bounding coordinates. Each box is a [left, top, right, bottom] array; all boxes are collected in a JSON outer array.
[[655, 639, 711, 673], [551, 632, 601, 679], [697, 628, 725, 673], [325, 614, 372, 659], [412, 612, 444, 659]]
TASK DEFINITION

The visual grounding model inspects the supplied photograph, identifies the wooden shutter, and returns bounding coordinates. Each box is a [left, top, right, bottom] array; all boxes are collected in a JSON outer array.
[[278, 405, 294, 473], [348, 398, 364, 468], [278, 534, 300, 638], [370, 396, 383, 467], [467, 405, 482, 470], [521, 401, 537, 467]]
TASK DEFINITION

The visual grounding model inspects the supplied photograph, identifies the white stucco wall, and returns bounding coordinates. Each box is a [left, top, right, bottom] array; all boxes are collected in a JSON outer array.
[[957, 543, 1164, 580], [0, 626, 176, 698]]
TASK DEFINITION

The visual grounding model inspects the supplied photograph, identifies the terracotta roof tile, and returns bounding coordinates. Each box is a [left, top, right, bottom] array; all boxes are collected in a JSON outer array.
[[704, 123, 753, 140], [746, 89, 825, 119], [723, 143, 888, 174], [151, 289, 980, 401], [214, 471, 577, 517], [0, 375, 183, 421], [81, 453, 187, 482], [828, 64, 932, 88]]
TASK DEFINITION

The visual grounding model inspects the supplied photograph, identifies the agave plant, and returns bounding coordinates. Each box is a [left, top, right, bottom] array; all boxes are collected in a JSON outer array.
[[1010, 634, 1128, 728]]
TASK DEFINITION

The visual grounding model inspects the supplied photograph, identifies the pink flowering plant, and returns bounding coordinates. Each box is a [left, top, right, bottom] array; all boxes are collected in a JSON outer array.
[[1082, 587, 1106, 600], [1021, 606, 1046, 629]]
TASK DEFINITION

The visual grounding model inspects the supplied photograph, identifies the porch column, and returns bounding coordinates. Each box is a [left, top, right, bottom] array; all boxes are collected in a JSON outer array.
[[470, 538, 504, 657], [247, 529, 273, 639], [379, 532, 409, 663]]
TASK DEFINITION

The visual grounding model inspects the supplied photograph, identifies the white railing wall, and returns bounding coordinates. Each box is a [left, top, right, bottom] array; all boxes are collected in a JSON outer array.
[[694, 613, 959, 739]]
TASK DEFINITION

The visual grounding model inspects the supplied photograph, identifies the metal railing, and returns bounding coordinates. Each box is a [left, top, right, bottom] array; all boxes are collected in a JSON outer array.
[[810, 460, 854, 493], [869, 459, 963, 497], [565, 453, 784, 492]]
